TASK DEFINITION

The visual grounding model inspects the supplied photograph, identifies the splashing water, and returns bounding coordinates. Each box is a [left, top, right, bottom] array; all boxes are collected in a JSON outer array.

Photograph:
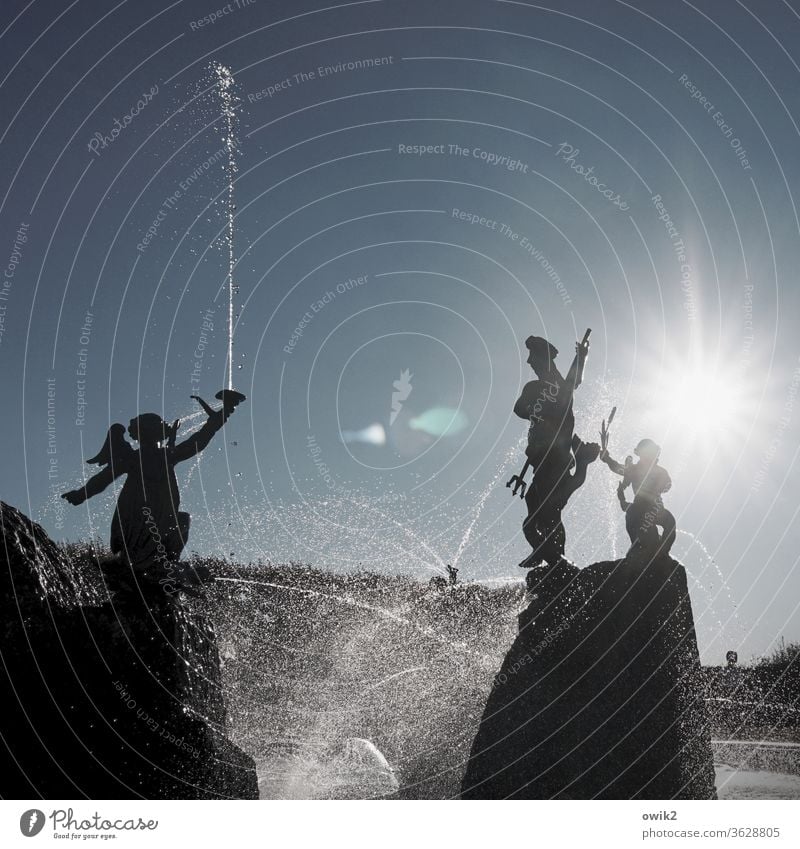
[[676, 528, 740, 646], [452, 439, 523, 570], [347, 496, 447, 573], [216, 576, 490, 659], [208, 562, 522, 797], [212, 62, 239, 391]]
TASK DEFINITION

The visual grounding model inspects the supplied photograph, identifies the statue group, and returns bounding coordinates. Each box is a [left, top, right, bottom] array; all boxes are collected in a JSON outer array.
[[508, 329, 675, 571], [61, 333, 675, 591]]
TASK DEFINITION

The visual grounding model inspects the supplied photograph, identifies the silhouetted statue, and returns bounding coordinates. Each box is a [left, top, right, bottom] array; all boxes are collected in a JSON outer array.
[[508, 329, 600, 568], [62, 392, 245, 580], [600, 436, 675, 558], [445, 564, 459, 586]]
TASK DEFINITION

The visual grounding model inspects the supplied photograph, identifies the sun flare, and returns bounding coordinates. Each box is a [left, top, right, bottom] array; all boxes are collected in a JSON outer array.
[[639, 357, 752, 453]]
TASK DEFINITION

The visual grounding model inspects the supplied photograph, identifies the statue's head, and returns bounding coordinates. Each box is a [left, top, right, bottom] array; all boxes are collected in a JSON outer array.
[[525, 336, 558, 374], [128, 413, 168, 446], [634, 438, 661, 462]]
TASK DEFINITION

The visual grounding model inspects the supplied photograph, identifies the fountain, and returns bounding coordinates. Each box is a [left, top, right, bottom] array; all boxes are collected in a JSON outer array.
[[212, 63, 247, 410]]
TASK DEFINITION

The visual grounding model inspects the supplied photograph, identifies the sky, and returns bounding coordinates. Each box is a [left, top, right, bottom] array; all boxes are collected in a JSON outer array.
[[1, 0, 799, 663]]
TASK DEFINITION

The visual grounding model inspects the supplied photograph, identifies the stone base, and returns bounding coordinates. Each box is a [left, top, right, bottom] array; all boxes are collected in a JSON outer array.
[[0, 501, 258, 799], [461, 555, 717, 799]]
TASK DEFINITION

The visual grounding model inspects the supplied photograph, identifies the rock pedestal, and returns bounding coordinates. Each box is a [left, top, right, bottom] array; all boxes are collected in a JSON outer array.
[[0, 501, 258, 799], [461, 556, 717, 799]]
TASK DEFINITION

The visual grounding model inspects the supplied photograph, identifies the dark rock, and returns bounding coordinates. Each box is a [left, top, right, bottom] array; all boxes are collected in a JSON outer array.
[[0, 501, 258, 799], [461, 556, 717, 799]]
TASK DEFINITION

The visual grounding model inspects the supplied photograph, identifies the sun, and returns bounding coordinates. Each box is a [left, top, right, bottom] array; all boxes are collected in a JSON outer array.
[[666, 373, 742, 436], [639, 355, 752, 453]]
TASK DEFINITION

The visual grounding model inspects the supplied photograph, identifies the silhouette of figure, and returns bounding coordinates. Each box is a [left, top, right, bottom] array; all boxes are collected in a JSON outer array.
[[600, 437, 676, 558], [511, 331, 600, 567], [62, 393, 245, 576], [445, 564, 459, 586]]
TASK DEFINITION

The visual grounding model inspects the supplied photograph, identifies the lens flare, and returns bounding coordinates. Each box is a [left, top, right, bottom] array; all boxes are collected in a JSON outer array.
[[408, 407, 469, 437], [341, 424, 387, 445]]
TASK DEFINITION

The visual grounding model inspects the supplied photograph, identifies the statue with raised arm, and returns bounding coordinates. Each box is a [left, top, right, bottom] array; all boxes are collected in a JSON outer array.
[[62, 392, 245, 583], [508, 330, 600, 569], [600, 434, 676, 559]]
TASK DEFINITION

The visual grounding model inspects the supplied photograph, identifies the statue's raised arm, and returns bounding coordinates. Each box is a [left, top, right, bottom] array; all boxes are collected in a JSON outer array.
[[565, 328, 591, 391]]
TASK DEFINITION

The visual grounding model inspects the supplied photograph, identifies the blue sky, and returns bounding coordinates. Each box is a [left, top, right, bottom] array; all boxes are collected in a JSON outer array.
[[1, 0, 799, 662]]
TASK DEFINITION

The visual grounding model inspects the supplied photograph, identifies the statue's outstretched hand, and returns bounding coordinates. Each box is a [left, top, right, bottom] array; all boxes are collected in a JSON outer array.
[[190, 395, 216, 417], [62, 489, 84, 506]]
